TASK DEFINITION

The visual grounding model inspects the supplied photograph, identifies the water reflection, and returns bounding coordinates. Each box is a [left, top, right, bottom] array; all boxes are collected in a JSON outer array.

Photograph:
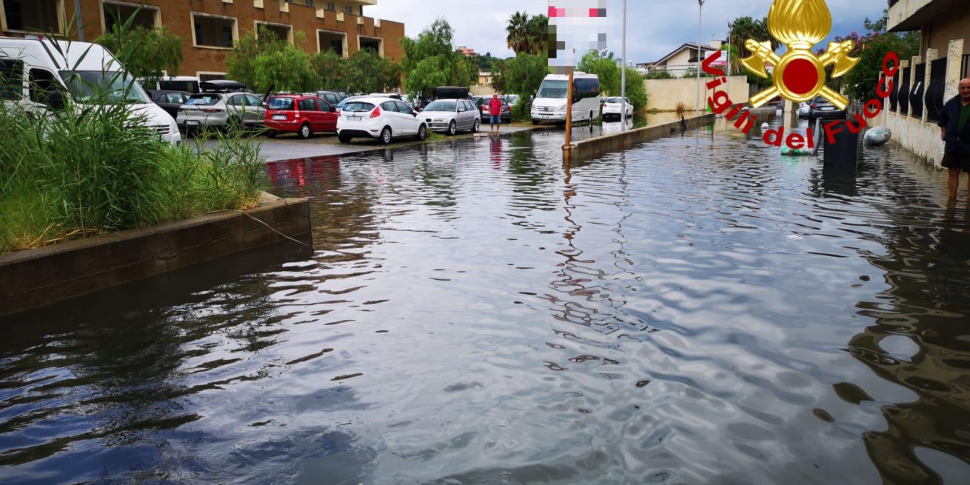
[[3, 127, 970, 483]]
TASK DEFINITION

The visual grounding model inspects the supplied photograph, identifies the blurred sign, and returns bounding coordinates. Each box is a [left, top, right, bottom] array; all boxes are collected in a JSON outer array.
[[548, 0, 614, 74]]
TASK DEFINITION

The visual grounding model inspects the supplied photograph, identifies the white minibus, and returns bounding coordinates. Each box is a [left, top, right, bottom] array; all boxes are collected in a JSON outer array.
[[0, 38, 180, 145], [531, 72, 601, 125]]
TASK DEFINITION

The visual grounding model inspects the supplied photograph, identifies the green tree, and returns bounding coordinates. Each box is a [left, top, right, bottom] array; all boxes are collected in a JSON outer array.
[[343, 49, 402, 93], [227, 30, 320, 93], [506, 12, 548, 55], [311, 49, 348, 90], [401, 19, 477, 99], [95, 25, 182, 82], [644, 68, 674, 80], [622, 67, 648, 111], [727, 16, 776, 88], [833, 13, 919, 101], [578, 51, 620, 94], [490, 58, 507, 93], [502, 52, 550, 120]]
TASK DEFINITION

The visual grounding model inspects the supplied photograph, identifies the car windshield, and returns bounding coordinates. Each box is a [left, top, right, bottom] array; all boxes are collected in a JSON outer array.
[[537, 80, 568, 99], [59, 71, 150, 104], [184, 94, 221, 106], [605, 97, 622, 103], [343, 101, 376, 113], [424, 100, 456, 112], [267, 97, 295, 110], [336, 96, 362, 109]]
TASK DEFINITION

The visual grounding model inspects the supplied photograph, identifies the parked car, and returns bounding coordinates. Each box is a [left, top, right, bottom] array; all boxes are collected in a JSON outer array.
[[369, 92, 403, 100], [336, 96, 427, 144], [505, 94, 520, 106], [475, 96, 512, 123], [147, 90, 192, 119], [807, 95, 844, 122], [421, 98, 480, 134], [797, 101, 811, 118], [177, 91, 265, 133], [335, 95, 365, 113], [315, 90, 343, 106], [601, 96, 633, 120], [263, 94, 337, 139]]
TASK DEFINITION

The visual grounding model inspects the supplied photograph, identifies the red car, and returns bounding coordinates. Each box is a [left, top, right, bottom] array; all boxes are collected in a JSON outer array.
[[264, 94, 338, 139]]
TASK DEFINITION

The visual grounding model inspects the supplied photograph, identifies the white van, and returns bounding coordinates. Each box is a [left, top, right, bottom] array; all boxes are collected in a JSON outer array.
[[0, 38, 180, 145], [531, 72, 601, 125]]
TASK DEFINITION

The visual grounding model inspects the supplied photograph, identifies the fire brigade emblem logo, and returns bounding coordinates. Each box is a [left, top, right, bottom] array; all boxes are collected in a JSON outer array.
[[741, 0, 859, 110]]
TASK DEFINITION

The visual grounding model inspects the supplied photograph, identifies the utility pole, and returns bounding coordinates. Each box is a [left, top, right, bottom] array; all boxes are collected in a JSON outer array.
[[620, 0, 627, 129], [696, 0, 704, 115]]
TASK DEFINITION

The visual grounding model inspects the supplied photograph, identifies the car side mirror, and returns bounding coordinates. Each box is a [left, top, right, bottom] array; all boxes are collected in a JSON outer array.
[[46, 90, 65, 110]]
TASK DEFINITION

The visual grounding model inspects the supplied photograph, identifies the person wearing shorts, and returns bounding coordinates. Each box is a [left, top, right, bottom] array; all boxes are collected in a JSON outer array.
[[488, 94, 503, 134], [939, 78, 970, 201]]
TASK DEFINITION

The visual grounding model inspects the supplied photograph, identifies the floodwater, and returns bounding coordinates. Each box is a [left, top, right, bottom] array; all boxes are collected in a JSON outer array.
[[2, 119, 970, 484]]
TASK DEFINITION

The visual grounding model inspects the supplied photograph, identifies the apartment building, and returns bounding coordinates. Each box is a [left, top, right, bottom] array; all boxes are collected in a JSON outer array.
[[884, 0, 969, 166], [0, 0, 404, 80]]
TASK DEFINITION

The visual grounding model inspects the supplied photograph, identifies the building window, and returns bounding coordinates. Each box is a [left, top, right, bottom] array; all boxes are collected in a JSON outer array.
[[255, 22, 291, 43], [102, 1, 157, 33], [192, 13, 237, 49], [344, 6, 353, 15], [326, 2, 335, 11], [359, 37, 381, 56], [318, 30, 346, 57], [2, 0, 62, 32]]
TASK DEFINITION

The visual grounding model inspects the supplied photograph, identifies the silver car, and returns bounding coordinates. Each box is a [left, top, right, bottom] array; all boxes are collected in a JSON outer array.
[[422, 99, 480, 135], [177, 91, 266, 132]]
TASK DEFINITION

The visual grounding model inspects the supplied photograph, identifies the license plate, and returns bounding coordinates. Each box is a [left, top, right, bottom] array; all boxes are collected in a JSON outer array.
[[272, 115, 286, 120], [186, 120, 199, 126], [349, 116, 362, 121]]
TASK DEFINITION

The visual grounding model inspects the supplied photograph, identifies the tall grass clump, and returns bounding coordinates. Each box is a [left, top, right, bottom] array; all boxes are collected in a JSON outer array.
[[0, 42, 267, 254]]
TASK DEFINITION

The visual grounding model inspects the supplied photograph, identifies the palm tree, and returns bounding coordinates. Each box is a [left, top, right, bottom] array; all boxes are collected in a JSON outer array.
[[506, 12, 530, 53], [525, 14, 548, 56], [727, 16, 779, 74]]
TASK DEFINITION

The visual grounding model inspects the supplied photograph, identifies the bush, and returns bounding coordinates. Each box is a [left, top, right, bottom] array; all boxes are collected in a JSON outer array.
[[0, 95, 267, 253]]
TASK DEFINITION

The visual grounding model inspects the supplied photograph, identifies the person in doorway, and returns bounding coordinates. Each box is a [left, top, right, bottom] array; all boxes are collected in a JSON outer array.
[[488, 93, 503, 134], [939, 78, 970, 201]]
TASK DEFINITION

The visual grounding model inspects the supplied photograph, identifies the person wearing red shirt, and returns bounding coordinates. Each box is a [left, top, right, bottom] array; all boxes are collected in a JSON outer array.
[[488, 93, 503, 134]]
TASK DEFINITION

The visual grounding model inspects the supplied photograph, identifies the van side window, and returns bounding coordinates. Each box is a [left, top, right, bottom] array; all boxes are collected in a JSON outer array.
[[0, 59, 24, 100], [28, 69, 57, 104]]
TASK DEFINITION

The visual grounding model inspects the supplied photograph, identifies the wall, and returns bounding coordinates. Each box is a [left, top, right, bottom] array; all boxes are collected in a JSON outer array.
[[645, 75, 749, 112], [887, 111, 945, 165], [924, 12, 970, 55]]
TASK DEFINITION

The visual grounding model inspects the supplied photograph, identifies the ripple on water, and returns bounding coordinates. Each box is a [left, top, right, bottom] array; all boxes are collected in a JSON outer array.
[[1, 125, 969, 483]]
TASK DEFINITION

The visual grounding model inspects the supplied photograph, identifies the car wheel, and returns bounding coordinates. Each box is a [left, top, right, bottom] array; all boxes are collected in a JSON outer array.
[[380, 126, 392, 145], [472, 118, 480, 133], [448, 120, 457, 136], [417, 124, 428, 141], [298, 123, 311, 139], [338, 133, 352, 144]]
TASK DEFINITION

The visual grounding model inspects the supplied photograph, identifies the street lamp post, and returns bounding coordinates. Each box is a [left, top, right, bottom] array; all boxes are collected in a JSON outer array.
[[696, 0, 704, 115], [621, 0, 627, 128]]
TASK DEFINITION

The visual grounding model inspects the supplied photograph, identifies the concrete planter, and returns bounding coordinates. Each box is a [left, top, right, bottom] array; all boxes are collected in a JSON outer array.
[[0, 195, 311, 317]]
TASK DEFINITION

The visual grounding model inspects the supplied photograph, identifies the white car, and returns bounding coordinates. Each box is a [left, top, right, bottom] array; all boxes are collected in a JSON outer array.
[[602, 96, 633, 121], [337, 96, 428, 144], [421, 99, 480, 134], [797, 102, 811, 118]]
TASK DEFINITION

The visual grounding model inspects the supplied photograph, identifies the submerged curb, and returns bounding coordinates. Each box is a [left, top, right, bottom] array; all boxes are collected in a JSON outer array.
[[0, 194, 311, 317]]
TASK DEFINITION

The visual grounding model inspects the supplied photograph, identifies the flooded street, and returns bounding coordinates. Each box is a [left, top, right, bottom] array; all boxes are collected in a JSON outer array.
[[3, 120, 970, 484]]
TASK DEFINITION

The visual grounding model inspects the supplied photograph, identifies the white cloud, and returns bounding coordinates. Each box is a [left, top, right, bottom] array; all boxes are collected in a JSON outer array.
[[366, 0, 887, 64]]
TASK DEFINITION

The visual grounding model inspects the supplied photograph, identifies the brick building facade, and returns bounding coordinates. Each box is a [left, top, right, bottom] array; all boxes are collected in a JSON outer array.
[[0, 0, 404, 80]]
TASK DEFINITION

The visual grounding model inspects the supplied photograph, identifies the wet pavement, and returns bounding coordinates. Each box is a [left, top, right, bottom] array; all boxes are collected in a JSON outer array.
[[2, 116, 970, 484]]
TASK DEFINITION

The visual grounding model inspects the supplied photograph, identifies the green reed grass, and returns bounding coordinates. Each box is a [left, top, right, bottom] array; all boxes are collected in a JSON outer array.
[[0, 101, 268, 254]]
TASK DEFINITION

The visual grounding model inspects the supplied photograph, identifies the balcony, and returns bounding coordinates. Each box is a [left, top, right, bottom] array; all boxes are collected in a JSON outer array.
[[887, 0, 942, 32]]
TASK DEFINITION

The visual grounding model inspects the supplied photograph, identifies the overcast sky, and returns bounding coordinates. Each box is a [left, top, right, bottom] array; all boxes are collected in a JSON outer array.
[[364, 0, 888, 64]]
